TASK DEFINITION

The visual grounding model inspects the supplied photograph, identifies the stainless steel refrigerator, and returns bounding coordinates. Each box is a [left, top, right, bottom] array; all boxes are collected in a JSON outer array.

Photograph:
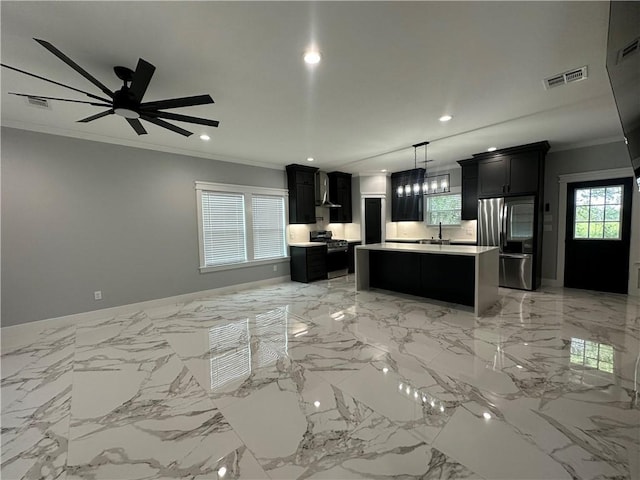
[[478, 196, 536, 290]]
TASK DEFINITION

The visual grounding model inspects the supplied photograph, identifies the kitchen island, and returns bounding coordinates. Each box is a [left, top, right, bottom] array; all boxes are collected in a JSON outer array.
[[355, 243, 499, 316]]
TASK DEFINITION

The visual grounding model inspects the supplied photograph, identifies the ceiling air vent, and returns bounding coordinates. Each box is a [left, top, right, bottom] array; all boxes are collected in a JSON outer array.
[[543, 66, 588, 90], [618, 37, 639, 64], [26, 96, 51, 109]]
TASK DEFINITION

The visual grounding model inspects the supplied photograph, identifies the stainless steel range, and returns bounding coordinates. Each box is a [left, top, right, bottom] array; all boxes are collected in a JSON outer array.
[[310, 230, 348, 278]]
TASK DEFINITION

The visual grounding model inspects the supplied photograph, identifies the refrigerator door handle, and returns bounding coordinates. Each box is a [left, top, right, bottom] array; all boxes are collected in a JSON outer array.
[[501, 204, 508, 249]]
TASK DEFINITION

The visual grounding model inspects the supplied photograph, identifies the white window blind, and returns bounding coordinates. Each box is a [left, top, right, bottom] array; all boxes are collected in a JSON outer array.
[[201, 191, 246, 266], [252, 195, 286, 260]]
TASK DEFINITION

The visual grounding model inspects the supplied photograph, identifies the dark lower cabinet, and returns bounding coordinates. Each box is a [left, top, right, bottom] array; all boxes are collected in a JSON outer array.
[[347, 242, 361, 273], [369, 250, 475, 306], [290, 245, 327, 283]]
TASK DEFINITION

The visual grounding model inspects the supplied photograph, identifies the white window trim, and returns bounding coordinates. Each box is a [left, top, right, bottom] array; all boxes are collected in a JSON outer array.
[[196, 181, 290, 273], [425, 186, 462, 226]]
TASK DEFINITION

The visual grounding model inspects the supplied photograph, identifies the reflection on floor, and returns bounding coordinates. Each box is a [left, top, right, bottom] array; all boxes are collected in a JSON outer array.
[[2, 275, 639, 479]]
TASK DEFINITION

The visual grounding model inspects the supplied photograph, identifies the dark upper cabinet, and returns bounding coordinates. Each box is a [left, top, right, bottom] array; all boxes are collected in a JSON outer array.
[[508, 151, 541, 194], [477, 157, 509, 197], [328, 172, 352, 223], [391, 168, 425, 222], [458, 159, 478, 220], [473, 142, 549, 198], [286, 164, 318, 224]]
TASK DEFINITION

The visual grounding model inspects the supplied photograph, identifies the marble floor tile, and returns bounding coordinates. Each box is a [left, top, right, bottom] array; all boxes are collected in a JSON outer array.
[[1, 323, 76, 480], [2, 274, 639, 479], [66, 314, 267, 479]]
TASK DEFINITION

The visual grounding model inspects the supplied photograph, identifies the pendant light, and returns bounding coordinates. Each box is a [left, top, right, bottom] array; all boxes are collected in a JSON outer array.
[[415, 141, 450, 195]]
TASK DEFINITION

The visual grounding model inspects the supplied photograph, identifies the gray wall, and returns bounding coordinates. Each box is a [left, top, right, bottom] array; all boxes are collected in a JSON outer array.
[[541, 140, 632, 279], [1, 127, 289, 326]]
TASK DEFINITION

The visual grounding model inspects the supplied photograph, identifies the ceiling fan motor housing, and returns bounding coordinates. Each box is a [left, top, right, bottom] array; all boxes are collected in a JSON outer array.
[[113, 87, 140, 118]]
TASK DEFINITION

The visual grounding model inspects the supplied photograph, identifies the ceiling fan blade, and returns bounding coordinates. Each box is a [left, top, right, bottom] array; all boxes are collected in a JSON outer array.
[[126, 118, 147, 135], [128, 59, 155, 102], [139, 94, 214, 110], [77, 109, 114, 123], [34, 38, 114, 98], [9, 92, 112, 107], [140, 115, 193, 137], [143, 110, 219, 127], [1, 63, 111, 103]]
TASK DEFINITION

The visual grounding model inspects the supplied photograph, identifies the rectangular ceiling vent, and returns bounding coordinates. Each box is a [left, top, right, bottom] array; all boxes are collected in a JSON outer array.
[[26, 96, 51, 109], [543, 66, 588, 90], [618, 37, 639, 64]]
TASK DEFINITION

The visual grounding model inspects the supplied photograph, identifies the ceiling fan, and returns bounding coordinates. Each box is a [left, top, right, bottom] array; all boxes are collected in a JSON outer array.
[[1, 38, 219, 137]]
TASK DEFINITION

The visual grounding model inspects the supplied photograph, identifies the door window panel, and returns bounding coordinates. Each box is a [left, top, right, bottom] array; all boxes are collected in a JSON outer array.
[[573, 185, 623, 240]]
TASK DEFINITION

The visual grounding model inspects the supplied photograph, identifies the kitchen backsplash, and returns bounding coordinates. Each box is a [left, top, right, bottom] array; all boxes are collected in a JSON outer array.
[[287, 216, 361, 243], [386, 220, 477, 241]]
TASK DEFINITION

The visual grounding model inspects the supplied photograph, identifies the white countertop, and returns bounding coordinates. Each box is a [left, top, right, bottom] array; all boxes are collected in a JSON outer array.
[[385, 237, 477, 245], [288, 242, 325, 247], [289, 239, 361, 247], [356, 242, 498, 256]]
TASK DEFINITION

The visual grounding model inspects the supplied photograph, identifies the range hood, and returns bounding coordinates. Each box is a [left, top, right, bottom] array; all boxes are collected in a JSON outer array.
[[315, 171, 341, 208]]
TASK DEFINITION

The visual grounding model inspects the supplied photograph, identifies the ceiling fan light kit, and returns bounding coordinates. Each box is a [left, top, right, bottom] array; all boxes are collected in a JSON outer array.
[[1, 38, 220, 138]]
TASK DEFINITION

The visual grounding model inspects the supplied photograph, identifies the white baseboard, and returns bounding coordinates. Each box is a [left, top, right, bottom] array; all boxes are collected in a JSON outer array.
[[1, 276, 290, 333]]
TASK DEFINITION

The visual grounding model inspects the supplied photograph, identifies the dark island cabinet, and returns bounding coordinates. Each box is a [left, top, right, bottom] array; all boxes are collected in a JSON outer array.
[[290, 245, 327, 283], [458, 159, 478, 220], [369, 250, 475, 306], [286, 164, 318, 224], [328, 172, 353, 223], [473, 142, 549, 198], [391, 168, 425, 222]]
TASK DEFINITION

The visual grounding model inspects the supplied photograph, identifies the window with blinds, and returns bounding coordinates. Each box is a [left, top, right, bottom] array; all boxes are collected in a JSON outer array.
[[201, 191, 247, 266], [196, 181, 288, 272], [252, 195, 286, 260]]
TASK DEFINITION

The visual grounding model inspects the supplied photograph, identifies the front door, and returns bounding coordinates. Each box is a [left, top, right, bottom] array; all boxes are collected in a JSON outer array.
[[564, 177, 633, 293], [364, 198, 382, 244]]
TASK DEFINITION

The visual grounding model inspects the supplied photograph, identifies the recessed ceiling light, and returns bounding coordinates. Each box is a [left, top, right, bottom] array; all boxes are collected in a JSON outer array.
[[303, 51, 321, 65], [439, 115, 453, 122], [218, 466, 227, 477], [381, 169, 387, 173], [483, 412, 492, 420], [487, 147, 497, 152], [199, 134, 210, 141], [307, 157, 314, 162]]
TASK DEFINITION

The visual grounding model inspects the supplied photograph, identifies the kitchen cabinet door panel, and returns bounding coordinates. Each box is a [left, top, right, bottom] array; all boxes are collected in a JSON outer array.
[[287, 164, 318, 224], [369, 250, 421, 296], [459, 161, 478, 220], [508, 152, 540, 194], [329, 172, 352, 223], [478, 157, 509, 197]]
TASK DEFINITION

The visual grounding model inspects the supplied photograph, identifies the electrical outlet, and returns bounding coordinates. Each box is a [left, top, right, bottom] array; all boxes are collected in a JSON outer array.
[[273, 265, 278, 272], [94, 290, 102, 301]]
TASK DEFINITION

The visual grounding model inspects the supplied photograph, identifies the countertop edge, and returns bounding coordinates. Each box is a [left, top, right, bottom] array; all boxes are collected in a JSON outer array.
[[356, 242, 498, 256]]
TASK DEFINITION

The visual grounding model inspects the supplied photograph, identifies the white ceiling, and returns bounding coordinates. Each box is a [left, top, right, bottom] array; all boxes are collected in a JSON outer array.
[[0, 1, 624, 174]]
